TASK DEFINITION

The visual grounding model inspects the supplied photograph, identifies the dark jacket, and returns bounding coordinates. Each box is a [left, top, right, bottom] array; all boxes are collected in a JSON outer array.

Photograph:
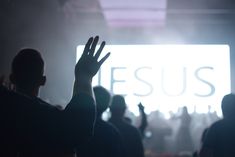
[[0, 85, 95, 156], [109, 118, 145, 157], [78, 118, 124, 157]]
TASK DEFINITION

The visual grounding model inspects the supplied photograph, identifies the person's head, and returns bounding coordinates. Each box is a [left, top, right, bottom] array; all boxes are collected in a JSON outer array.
[[110, 95, 127, 118], [93, 86, 111, 118], [10, 48, 46, 96], [182, 106, 188, 115], [221, 93, 235, 118]]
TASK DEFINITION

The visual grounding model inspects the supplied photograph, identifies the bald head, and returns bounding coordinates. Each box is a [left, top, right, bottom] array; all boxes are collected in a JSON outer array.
[[10, 48, 46, 95]]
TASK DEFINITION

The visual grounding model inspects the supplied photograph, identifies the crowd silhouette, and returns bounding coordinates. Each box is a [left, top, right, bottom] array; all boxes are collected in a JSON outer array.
[[0, 36, 234, 157]]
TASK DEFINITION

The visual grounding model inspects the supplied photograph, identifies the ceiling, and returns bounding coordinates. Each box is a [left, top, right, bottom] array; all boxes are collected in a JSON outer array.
[[61, 0, 235, 28]]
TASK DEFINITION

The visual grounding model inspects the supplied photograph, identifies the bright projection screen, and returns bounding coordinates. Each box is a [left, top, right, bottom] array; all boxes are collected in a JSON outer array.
[[77, 45, 231, 116]]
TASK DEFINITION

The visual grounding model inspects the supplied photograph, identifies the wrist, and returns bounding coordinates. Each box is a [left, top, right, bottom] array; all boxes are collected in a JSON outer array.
[[75, 75, 92, 85], [73, 76, 93, 98]]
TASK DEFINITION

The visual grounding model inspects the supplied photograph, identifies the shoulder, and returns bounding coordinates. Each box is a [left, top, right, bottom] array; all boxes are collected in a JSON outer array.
[[204, 120, 223, 139], [210, 119, 223, 128], [203, 119, 226, 145], [96, 119, 120, 136], [209, 119, 228, 132], [0, 87, 32, 107], [34, 97, 57, 109], [122, 121, 142, 137]]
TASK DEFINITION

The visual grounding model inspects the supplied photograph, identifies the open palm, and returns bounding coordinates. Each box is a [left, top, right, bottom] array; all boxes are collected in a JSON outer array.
[[75, 36, 110, 80]]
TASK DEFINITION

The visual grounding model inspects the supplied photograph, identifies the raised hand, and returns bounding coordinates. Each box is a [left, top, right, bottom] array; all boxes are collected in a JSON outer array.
[[138, 103, 145, 111], [73, 36, 110, 97], [75, 36, 110, 80], [138, 102, 148, 138]]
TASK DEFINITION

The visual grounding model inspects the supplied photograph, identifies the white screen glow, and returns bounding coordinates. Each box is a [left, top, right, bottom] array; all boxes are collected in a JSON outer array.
[[77, 45, 231, 116]]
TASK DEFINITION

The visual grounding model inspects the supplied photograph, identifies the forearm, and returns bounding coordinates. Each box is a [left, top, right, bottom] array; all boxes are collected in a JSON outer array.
[[139, 111, 147, 138], [140, 110, 147, 127], [73, 76, 94, 100], [61, 93, 96, 147]]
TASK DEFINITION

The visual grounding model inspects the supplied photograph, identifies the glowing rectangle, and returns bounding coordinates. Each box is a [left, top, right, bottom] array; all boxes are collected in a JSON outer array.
[[77, 45, 230, 116]]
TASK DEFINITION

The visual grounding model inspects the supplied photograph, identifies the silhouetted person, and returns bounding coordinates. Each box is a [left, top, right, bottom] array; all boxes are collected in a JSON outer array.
[[138, 102, 148, 138], [175, 106, 193, 153], [192, 128, 209, 157], [109, 95, 145, 157], [0, 36, 110, 157], [145, 110, 172, 154], [123, 103, 148, 138], [200, 93, 235, 157], [78, 86, 124, 157]]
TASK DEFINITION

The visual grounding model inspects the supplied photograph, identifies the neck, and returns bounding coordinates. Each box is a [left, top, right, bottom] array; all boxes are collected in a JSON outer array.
[[16, 86, 39, 97]]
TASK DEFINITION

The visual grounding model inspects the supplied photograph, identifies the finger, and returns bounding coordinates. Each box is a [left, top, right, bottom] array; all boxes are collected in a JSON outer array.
[[89, 36, 99, 56], [98, 52, 110, 66], [82, 37, 93, 56], [94, 41, 105, 60]]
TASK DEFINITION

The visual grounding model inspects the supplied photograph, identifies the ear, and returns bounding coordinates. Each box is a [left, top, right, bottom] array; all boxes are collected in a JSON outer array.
[[39, 76, 46, 86], [9, 73, 16, 84]]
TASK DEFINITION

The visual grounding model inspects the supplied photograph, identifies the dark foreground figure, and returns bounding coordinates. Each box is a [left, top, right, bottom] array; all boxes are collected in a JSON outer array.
[[200, 93, 235, 157], [109, 95, 145, 157], [0, 36, 110, 157]]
